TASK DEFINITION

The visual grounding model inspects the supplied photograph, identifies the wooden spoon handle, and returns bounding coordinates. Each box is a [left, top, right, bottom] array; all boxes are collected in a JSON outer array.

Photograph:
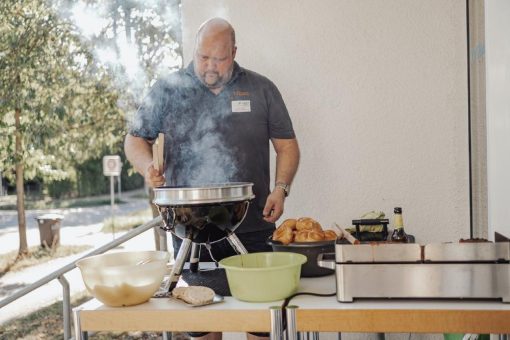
[[333, 223, 360, 245]]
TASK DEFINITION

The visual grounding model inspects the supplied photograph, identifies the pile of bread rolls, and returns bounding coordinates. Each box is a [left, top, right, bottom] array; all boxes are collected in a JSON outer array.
[[272, 217, 338, 245]]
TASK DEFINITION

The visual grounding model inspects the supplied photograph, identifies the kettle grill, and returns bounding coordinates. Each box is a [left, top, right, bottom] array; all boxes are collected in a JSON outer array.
[[153, 182, 255, 292]]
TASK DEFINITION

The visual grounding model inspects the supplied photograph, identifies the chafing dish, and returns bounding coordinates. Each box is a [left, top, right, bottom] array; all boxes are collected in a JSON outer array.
[[319, 235, 510, 303]]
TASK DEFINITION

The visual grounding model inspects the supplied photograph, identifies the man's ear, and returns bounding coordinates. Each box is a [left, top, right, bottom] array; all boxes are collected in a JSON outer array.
[[232, 46, 237, 59]]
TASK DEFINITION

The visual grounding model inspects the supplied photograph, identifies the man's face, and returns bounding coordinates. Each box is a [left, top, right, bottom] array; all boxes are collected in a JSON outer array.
[[193, 33, 236, 90]]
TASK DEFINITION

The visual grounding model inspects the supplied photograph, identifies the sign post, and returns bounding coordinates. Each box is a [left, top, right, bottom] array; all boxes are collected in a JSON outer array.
[[103, 155, 122, 238]]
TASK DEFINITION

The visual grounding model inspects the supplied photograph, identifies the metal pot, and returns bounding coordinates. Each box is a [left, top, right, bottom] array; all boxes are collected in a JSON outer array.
[[266, 237, 336, 277], [153, 182, 255, 244]]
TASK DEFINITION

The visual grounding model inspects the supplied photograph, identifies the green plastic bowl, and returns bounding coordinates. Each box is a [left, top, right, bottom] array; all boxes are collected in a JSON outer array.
[[219, 252, 307, 302]]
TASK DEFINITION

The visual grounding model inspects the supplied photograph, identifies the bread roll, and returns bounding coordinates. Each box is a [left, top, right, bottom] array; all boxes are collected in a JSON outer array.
[[273, 225, 294, 244], [278, 218, 297, 231], [172, 286, 215, 305], [296, 217, 322, 231], [323, 230, 338, 241], [294, 229, 325, 242]]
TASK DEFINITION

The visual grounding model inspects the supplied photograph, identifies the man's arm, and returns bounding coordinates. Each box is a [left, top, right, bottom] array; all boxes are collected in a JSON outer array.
[[262, 138, 300, 223], [124, 134, 165, 187]]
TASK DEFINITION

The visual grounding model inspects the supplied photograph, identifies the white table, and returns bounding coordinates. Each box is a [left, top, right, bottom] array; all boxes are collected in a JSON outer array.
[[73, 274, 510, 339]]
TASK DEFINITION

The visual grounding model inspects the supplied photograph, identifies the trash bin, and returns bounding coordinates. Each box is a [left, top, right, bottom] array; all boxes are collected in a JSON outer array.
[[35, 213, 63, 249]]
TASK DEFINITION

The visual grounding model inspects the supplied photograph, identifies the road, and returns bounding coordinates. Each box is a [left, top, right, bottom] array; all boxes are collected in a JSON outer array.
[[0, 196, 151, 231]]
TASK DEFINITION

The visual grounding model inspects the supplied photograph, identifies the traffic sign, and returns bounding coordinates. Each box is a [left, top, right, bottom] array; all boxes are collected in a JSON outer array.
[[103, 155, 122, 176]]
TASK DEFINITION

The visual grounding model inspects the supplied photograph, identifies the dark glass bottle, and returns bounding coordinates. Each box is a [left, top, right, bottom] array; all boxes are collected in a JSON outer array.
[[390, 207, 409, 243]]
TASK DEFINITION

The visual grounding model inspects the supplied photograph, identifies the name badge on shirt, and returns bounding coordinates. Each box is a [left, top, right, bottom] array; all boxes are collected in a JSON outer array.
[[232, 100, 251, 113]]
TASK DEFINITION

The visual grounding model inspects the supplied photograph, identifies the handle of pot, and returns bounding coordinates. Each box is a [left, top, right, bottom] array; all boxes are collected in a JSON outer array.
[[317, 252, 336, 270]]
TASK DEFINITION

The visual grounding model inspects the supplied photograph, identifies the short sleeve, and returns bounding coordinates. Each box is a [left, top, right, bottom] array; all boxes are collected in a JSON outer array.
[[266, 81, 296, 139]]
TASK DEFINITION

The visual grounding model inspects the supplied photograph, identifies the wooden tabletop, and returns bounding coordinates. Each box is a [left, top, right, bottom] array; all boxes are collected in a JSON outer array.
[[75, 274, 510, 334]]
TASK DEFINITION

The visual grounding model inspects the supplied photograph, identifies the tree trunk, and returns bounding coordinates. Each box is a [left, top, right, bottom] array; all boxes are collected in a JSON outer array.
[[15, 107, 28, 256]]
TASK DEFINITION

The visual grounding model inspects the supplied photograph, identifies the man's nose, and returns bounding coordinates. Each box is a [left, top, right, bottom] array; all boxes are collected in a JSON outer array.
[[206, 59, 218, 70]]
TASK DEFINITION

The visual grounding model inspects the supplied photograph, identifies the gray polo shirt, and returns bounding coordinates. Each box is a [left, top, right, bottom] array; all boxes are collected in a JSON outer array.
[[129, 62, 295, 233]]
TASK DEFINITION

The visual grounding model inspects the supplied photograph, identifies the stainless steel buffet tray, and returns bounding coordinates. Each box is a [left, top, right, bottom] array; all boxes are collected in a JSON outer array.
[[335, 243, 422, 263], [334, 241, 510, 263], [424, 242, 510, 262], [324, 237, 510, 303]]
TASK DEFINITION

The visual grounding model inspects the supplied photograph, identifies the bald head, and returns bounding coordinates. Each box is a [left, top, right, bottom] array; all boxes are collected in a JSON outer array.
[[193, 18, 237, 93], [196, 18, 236, 50]]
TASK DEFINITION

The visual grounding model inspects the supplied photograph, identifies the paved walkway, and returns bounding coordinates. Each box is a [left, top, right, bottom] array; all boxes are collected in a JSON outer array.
[[0, 193, 164, 326]]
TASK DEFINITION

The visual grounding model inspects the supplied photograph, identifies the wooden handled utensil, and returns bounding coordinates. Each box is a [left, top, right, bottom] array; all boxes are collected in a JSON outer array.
[[152, 133, 165, 174], [333, 223, 360, 245]]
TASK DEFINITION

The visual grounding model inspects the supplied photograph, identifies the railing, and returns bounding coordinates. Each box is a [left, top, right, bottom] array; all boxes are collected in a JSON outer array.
[[0, 216, 165, 340]]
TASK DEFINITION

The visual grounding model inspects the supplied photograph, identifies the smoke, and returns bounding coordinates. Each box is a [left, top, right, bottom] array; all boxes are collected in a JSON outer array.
[[178, 133, 238, 186], [163, 93, 240, 186], [56, 0, 182, 105], [56, 0, 239, 185]]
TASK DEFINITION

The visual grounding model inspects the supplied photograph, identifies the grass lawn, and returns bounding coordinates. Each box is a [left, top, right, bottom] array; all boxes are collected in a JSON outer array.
[[101, 208, 153, 233], [0, 245, 92, 277]]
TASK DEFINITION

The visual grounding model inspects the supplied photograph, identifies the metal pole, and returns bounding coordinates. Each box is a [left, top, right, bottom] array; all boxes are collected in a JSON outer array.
[[110, 175, 115, 239], [159, 238, 192, 294], [189, 242, 200, 272], [58, 275, 71, 340], [158, 228, 168, 252], [270, 306, 284, 340], [286, 305, 298, 340], [73, 308, 83, 340], [0, 170, 3, 196], [226, 233, 248, 254], [117, 175, 122, 200]]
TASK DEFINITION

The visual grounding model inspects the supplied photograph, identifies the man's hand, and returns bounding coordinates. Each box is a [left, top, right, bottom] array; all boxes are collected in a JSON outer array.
[[145, 162, 166, 188], [262, 188, 286, 223]]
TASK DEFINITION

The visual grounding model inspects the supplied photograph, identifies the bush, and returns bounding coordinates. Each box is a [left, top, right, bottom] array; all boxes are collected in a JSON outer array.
[[46, 179, 76, 199]]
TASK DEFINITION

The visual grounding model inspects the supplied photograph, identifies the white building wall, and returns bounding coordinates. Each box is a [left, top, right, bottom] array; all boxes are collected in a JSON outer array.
[[486, 0, 510, 239], [182, 0, 470, 244]]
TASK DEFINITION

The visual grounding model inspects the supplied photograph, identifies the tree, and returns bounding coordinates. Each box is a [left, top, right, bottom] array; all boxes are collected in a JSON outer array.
[[0, 0, 122, 255], [0, 0, 182, 256]]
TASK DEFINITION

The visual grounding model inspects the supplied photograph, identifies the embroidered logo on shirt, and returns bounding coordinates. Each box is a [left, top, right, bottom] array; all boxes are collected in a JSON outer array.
[[232, 100, 251, 113], [233, 90, 250, 97]]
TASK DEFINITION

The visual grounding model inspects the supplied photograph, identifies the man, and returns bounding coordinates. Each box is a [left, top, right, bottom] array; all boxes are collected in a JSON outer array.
[[125, 17, 299, 340]]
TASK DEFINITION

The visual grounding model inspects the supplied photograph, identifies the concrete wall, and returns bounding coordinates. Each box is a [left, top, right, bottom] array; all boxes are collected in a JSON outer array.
[[182, 0, 470, 244]]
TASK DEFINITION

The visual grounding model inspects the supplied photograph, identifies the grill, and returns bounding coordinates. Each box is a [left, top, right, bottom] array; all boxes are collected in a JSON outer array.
[[152, 182, 255, 292]]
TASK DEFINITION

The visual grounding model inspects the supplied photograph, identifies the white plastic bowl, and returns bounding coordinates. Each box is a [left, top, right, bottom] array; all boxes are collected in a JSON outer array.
[[76, 250, 169, 307]]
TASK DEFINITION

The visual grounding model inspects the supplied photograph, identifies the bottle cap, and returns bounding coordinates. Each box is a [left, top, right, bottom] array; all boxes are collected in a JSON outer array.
[[394, 207, 402, 214]]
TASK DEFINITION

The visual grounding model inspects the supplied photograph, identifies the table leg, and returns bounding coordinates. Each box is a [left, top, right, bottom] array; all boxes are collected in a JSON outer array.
[[72, 308, 88, 340], [270, 306, 284, 340], [286, 305, 298, 340]]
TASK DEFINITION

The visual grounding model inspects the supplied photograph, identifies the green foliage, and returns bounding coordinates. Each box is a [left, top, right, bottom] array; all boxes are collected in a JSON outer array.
[[121, 166, 144, 191], [46, 179, 76, 199], [75, 156, 110, 196], [0, 0, 126, 184], [0, 0, 181, 194]]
